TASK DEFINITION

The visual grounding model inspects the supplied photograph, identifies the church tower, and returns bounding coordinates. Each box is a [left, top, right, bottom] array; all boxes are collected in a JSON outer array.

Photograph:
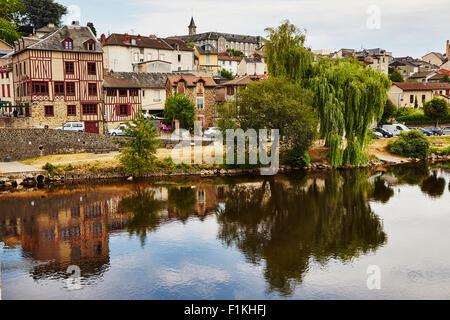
[[188, 17, 196, 36]]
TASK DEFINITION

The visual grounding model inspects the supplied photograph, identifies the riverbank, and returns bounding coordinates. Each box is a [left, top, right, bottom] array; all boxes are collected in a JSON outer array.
[[2, 138, 450, 193]]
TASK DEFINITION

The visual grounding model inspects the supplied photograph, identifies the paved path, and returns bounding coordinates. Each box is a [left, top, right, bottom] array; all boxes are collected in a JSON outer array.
[[0, 162, 44, 175]]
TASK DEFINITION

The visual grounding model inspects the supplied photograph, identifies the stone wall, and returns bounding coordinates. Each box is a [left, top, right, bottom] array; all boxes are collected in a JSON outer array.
[[0, 128, 120, 161]]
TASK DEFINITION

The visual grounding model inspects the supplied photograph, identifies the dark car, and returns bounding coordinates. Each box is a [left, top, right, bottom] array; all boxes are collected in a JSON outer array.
[[411, 127, 432, 136], [373, 127, 393, 138], [426, 127, 443, 136]]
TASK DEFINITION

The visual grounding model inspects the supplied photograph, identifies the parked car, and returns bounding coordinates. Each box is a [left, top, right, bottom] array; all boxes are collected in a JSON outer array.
[[204, 127, 221, 139], [411, 127, 432, 136], [372, 129, 383, 139], [108, 123, 135, 136], [426, 127, 443, 136], [160, 123, 172, 133], [382, 124, 410, 136], [54, 122, 84, 132], [442, 126, 450, 135], [373, 127, 393, 138]]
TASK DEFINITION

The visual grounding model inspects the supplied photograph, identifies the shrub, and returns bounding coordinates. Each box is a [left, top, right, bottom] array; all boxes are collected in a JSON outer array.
[[395, 107, 414, 118], [387, 130, 430, 159]]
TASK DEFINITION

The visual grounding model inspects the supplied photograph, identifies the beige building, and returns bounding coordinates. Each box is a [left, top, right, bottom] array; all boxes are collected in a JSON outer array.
[[12, 22, 105, 133], [0, 61, 14, 110], [237, 55, 266, 76], [422, 52, 445, 67], [220, 74, 268, 101], [101, 33, 195, 73], [388, 82, 433, 108]]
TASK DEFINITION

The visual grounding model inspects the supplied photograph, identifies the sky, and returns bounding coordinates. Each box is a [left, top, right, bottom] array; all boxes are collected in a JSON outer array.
[[57, 0, 450, 58]]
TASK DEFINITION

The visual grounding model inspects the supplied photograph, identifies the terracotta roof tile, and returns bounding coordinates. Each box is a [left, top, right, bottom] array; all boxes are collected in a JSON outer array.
[[393, 82, 433, 91], [166, 75, 216, 87]]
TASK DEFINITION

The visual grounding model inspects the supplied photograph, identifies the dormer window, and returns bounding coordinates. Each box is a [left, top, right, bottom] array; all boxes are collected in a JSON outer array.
[[63, 38, 73, 50], [204, 44, 211, 51], [131, 39, 136, 45], [84, 39, 95, 51]]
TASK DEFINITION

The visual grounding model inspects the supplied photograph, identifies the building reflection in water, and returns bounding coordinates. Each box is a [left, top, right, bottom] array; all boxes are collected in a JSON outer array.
[[0, 163, 447, 296]]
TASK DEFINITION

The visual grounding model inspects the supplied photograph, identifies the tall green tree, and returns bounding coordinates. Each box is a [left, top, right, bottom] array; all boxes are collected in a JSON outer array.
[[389, 70, 403, 82], [264, 20, 313, 83], [0, 17, 20, 44], [264, 20, 391, 167], [0, 0, 26, 24], [163, 93, 196, 130], [87, 22, 96, 36], [423, 97, 449, 127], [21, 0, 67, 29], [115, 114, 160, 176]]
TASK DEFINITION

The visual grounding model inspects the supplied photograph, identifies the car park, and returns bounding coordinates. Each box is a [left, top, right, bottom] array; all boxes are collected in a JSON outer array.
[[442, 127, 450, 135], [410, 127, 432, 136], [108, 123, 135, 136], [382, 124, 410, 136], [54, 122, 84, 132], [426, 127, 443, 136], [373, 127, 393, 138]]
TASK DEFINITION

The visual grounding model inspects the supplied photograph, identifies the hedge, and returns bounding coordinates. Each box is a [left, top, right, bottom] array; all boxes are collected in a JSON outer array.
[[396, 113, 450, 125]]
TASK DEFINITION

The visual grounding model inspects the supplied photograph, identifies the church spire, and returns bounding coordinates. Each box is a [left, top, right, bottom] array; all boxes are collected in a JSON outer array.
[[188, 16, 196, 35]]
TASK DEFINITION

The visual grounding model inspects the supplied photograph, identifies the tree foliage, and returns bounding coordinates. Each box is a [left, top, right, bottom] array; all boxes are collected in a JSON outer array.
[[264, 20, 391, 167], [423, 97, 449, 127], [87, 22, 96, 36], [163, 93, 196, 130], [220, 68, 233, 80], [387, 130, 430, 159], [0, 0, 26, 24], [380, 99, 396, 124], [115, 114, 160, 176], [389, 70, 403, 82], [0, 17, 20, 44], [225, 48, 244, 57], [21, 0, 67, 29]]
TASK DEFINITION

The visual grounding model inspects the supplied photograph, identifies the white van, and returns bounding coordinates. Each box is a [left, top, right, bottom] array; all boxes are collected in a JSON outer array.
[[54, 122, 85, 132], [382, 124, 410, 136]]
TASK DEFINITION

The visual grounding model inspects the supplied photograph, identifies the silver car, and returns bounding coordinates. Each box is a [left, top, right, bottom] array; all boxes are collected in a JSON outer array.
[[54, 122, 84, 132]]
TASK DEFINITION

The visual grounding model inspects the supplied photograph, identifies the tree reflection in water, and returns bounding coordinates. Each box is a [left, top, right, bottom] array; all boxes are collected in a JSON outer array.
[[119, 185, 162, 247], [216, 169, 388, 296], [167, 187, 197, 222]]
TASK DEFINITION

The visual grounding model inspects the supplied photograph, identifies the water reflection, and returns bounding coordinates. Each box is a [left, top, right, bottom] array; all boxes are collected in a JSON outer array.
[[1, 162, 449, 298]]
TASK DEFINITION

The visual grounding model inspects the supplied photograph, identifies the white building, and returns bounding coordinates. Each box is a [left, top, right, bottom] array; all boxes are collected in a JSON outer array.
[[218, 52, 242, 75], [237, 56, 266, 76], [101, 33, 195, 73]]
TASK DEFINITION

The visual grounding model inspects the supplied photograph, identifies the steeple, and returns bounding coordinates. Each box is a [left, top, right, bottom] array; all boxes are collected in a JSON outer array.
[[188, 16, 196, 36]]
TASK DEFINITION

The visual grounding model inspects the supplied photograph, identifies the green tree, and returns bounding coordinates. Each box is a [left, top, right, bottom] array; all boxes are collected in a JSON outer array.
[[387, 130, 430, 159], [219, 76, 319, 167], [225, 48, 244, 57], [220, 68, 233, 80], [115, 114, 160, 176], [163, 93, 196, 130], [381, 99, 396, 124], [389, 70, 403, 82], [440, 74, 450, 83], [0, 0, 26, 24], [21, 0, 67, 29], [414, 96, 418, 109], [423, 97, 449, 127], [264, 20, 313, 83], [87, 22, 96, 36], [0, 17, 20, 44]]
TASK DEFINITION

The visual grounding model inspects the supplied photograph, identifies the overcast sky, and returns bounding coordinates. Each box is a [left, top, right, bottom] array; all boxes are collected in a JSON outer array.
[[58, 0, 449, 58]]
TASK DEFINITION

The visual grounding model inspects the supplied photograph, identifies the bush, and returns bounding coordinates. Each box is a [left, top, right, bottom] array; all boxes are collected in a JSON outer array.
[[395, 107, 414, 118], [397, 112, 450, 125], [387, 130, 430, 159]]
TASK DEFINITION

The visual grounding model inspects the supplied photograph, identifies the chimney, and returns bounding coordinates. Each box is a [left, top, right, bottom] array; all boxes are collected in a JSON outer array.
[[124, 33, 130, 43], [48, 22, 55, 28], [149, 34, 157, 39], [100, 33, 106, 44], [71, 21, 79, 26]]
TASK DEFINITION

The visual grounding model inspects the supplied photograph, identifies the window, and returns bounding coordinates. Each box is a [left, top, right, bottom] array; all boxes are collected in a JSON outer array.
[[67, 105, 76, 116], [134, 53, 139, 62], [23, 62, 26, 74], [130, 89, 139, 97], [63, 38, 73, 49], [197, 82, 204, 96], [7, 84, 10, 97], [87, 62, 96, 75], [1, 84, 4, 97], [44, 105, 53, 116], [65, 61, 74, 74], [85, 40, 95, 51], [227, 86, 234, 95], [54, 82, 64, 95], [178, 54, 181, 62], [422, 95, 426, 103], [206, 54, 210, 64], [107, 88, 116, 96], [31, 81, 49, 95], [66, 82, 75, 96], [88, 83, 97, 95], [410, 95, 414, 103], [117, 104, 130, 116], [82, 104, 97, 115], [196, 97, 204, 109], [119, 89, 127, 97], [153, 90, 160, 101]]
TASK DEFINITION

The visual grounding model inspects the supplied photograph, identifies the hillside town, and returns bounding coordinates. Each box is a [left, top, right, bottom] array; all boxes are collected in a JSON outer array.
[[1, 17, 449, 134]]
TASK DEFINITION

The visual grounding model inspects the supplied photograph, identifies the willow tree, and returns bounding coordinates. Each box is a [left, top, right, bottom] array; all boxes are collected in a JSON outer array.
[[309, 57, 391, 166], [264, 20, 391, 167]]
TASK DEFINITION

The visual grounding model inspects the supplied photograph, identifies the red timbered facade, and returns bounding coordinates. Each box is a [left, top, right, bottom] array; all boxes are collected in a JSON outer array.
[[103, 75, 141, 129], [12, 24, 105, 133]]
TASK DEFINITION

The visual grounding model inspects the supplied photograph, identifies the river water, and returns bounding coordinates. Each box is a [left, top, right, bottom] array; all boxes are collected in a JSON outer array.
[[1, 162, 449, 299]]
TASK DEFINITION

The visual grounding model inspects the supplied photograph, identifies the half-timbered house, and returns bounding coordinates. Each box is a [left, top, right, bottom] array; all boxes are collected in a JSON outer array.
[[12, 22, 104, 133]]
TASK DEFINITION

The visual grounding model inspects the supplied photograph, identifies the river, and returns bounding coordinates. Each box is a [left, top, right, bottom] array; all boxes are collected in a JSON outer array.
[[1, 162, 449, 299]]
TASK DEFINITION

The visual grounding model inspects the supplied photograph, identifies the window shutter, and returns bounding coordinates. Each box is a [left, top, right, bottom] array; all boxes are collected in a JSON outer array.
[[127, 105, 131, 116], [116, 105, 120, 115]]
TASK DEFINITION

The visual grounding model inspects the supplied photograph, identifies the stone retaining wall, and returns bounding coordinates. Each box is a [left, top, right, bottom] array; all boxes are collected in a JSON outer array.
[[0, 128, 121, 161]]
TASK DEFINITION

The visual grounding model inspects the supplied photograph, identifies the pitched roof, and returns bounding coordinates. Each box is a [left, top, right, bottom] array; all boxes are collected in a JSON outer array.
[[0, 39, 13, 49], [166, 75, 216, 87], [424, 82, 450, 90], [163, 38, 194, 51], [423, 52, 445, 61], [188, 17, 196, 28], [103, 33, 174, 50], [218, 52, 243, 61], [408, 71, 436, 79], [429, 73, 446, 81], [195, 44, 217, 54], [438, 69, 450, 76], [221, 74, 268, 86], [393, 82, 433, 91], [14, 25, 102, 54], [169, 32, 264, 45], [105, 72, 192, 88]]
